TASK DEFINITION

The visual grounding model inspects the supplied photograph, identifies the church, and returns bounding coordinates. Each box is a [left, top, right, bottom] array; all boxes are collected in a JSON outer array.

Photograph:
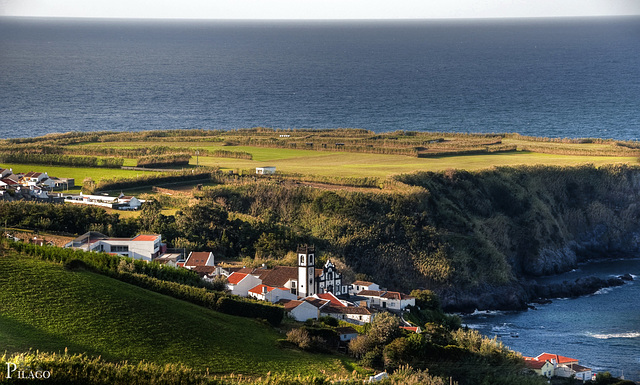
[[227, 245, 346, 298]]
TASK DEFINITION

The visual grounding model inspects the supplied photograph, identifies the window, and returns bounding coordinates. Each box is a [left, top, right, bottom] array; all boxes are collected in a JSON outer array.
[[300, 255, 305, 265], [111, 245, 129, 252]]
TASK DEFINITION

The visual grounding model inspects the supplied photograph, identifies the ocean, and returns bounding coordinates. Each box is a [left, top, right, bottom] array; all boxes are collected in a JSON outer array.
[[1, 17, 639, 139], [463, 259, 640, 381]]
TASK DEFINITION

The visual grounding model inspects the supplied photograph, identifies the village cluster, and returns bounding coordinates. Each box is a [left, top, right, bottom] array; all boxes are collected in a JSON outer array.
[[62, 232, 416, 328], [0, 168, 143, 210]]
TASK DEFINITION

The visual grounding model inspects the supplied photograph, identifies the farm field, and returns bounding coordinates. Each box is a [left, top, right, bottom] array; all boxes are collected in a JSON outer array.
[[69, 141, 640, 178], [0, 252, 350, 376]]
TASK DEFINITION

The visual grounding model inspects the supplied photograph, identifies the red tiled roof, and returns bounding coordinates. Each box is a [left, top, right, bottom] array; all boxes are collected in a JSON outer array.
[[304, 298, 330, 309], [193, 266, 217, 277], [525, 360, 548, 370], [227, 272, 248, 285], [536, 353, 578, 364], [317, 293, 346, 307], [352, 280, 374, 286], [381, 291, 414, 300], [277, 299, 304, 311], [335, 326, 358, 335], [185, 252, 212, 267], [400, 326, 419, 333], [568, 364, 591, 373], [248, 284, 278, 295], [133, 234, 160, 242], [357, 290, 383, 297]]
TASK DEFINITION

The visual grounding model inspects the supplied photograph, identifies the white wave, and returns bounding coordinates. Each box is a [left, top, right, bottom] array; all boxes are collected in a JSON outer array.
[[462, 324, 485, 330], [469, 309, 505, 316], [588, 332, 640, 339], [491, 323, 511, 332], [631, 274, 638, 279], [594, 287, 613, 295]]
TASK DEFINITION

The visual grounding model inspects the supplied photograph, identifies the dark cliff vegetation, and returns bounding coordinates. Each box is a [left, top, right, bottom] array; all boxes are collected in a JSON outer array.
[[4, 164, 639, 312]]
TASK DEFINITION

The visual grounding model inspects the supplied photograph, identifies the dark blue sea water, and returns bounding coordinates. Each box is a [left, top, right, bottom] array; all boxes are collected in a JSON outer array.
[[464, 259, 640, 381], [1, 17, 639, 139]]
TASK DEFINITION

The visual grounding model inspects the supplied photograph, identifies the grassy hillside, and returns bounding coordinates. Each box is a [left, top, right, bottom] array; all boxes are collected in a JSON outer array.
[[0, 251, 347, 376]]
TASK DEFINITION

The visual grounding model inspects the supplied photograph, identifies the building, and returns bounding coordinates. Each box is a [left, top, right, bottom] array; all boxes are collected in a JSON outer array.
[[357, 290, 415, 310], [349, 280, 380, 295], [321, 305, 374, 325], [526, 353, 592, 380], [524, 359, 555, 379], [65, 232, 166, 262], [183, 251, 215, 269], [255, 166, 276, 175], [227, 272, 262, 297], [317, 260, 346, 295], [336, 326, 359, 343], [64, 192, 143, 210], [248, 284, 297, 303], [278, 298, 327, 322]]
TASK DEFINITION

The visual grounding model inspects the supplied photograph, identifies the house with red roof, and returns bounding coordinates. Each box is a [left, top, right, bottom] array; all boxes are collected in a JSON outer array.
[[277, 298, 330, 322], [248, 284, 297, 303], [523, 358, 554, 378], [64, 232, 166, 262], [227, 272, 262, 297], [526, 353, 592, 380], [183, 251, 215, 269]]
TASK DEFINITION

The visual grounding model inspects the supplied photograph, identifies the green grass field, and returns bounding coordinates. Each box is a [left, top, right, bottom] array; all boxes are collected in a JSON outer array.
[[71, 141, 640, 175], [7, 141, 638, 184], [0, 253, 348, 376]]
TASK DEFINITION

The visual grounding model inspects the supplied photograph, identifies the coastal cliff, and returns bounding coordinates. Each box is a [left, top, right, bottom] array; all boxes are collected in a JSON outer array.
[[396, 164, 640, 311]]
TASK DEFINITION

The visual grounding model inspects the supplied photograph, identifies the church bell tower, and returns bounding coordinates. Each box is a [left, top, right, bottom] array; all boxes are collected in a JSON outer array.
[[297, 245, 315, 298]]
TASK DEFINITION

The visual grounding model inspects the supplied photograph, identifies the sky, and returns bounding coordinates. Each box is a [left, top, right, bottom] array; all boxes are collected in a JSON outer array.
[[1, 0, 640, 20]]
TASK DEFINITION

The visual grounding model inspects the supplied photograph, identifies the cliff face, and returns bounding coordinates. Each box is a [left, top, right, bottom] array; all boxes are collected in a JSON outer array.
[[396, 164, 640, 310]]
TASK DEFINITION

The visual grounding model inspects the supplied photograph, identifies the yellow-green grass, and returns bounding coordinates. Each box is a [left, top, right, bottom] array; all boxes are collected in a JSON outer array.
[[0, 253, 349, 376], [196, 151, 637, 178]]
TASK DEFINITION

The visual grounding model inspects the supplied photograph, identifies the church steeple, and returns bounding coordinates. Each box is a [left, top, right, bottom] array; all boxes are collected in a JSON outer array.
[[297, 245, 315, 298]]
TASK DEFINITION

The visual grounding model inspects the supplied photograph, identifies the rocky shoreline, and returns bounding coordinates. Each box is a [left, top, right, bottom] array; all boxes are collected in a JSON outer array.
[[438, 269, 633, 314]]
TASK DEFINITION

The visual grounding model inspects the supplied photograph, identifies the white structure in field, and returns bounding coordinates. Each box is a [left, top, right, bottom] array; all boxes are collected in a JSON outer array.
[[255, 166, 276, 175], [65, 232, 166, 262], [64, 193, 143, 210]]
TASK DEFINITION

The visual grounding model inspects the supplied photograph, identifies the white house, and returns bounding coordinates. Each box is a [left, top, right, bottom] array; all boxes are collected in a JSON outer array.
[[65, 232, 166, 262], [0, 168, 12, 178], [183, 251, 215, 269], [226, 272, 262, 297], [336, 326, 359, 343], [21, 172, 48, 187], [255, 166, 276, 175], [64, 193, 144, 210], [321, 305, 374, 325], [524, 359, 555, 379], [248, 284, 297, 303], [349, 280, 380, 295], [278, 298, 329, 322], [357, 290, 415, 310]]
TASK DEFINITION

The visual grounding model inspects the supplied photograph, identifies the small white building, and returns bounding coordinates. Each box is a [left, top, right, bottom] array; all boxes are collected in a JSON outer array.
[[226, 272, 262, 297], [255, 166, 276, 175], [349, 280, 380, 295], [321, 305, 374, 325], [336, 326, 359, 343]]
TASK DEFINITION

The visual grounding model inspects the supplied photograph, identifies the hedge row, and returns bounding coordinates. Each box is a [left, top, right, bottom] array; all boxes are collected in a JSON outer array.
[[0, 152, 124, 168], [137, 154, 192, 168]]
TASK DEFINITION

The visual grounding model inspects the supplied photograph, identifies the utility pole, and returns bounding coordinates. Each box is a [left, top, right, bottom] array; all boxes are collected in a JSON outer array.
[[195, 150, 199, 167]]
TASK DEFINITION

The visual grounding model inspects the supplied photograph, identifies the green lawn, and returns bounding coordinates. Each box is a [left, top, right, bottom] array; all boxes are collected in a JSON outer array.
[[0, 253, 348, 376]]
